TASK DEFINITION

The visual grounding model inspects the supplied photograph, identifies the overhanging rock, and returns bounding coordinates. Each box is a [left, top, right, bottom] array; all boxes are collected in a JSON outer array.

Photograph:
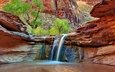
[[73, 0, 115, 65]]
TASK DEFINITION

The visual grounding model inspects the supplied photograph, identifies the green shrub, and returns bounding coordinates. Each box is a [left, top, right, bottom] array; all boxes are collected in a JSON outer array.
[[3, 0, 71, 36], [33, 27, 49, 35], [3, 0, 31, 15], [49, 18, 71, 35]]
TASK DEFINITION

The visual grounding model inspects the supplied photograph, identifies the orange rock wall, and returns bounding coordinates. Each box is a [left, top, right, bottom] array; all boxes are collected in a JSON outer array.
[[0, 0, 8, 10], [0, 31, 27, 49], [76, 0, 115, 65], [83, 45, 115, 65]]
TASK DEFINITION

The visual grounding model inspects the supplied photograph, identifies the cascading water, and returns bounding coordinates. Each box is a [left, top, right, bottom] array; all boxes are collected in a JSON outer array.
[[56, 34, 68, 61], [49, 36, 60, 60], [49, 34, 68, 61]]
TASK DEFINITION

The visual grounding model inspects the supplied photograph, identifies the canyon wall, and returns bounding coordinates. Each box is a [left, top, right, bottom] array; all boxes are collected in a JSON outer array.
[[0, 11, 31, 63], [74, 0, 115, 65]]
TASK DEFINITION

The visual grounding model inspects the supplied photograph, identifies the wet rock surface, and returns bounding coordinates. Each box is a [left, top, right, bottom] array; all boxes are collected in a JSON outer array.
[[0, 63, 115, 72]]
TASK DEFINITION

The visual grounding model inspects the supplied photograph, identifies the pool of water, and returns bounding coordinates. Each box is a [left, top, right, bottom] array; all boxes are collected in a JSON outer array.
[[7, 60, 75, 65], [0, 62, 115, 72], [25, 60, 75, 65]]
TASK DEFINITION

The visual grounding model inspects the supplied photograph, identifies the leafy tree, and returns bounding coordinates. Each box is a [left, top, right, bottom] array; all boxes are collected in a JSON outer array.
[[33, 27, 49, 35], [3, 0, 31, 15], [32, 0, 44, 9], [30, 0, 44, 29], [3, 0, 44, 29], [49, 18, 71, 35], [49, 27, 59, 35], [3, 0, 71, 36], [30, 10, 43, 29]]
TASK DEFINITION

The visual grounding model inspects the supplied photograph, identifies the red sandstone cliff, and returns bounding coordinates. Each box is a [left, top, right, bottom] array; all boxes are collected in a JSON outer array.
[[0, 11, 31, 54], [0, 11, 33, 63], [1, 0, 115, 65], [73, 0, 115, 65]]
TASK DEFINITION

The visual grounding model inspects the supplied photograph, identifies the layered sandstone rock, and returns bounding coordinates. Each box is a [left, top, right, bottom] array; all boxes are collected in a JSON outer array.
[[0, 11, 32, 63], [78, 0, 101, 5], [74, 0, 115, 65], [0, 11, 29, 49], [91, 0, 115, 18]]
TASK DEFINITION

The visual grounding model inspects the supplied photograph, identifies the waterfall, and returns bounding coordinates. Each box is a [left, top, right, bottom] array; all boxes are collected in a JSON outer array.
[[49, 34, 68, 61], [56, 34, 68, 61], [49, 36, 59, 60]]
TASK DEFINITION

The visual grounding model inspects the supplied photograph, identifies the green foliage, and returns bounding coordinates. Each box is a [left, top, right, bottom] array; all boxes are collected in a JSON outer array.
[[33, 27, 49, 35], [31, 19, 42, 28], [31, 14, 42, 29], [32, 0, 44, 10], [49, 27, 59, 35], [3, 0, 31, 15], [30, 0, 44, 29], [3, 0, 71, 36], [31, 10, 41, 17], [3, 0, 44, 29], [49, 18, 70, 35], [30, 8, 43, 29], [29, 18, 71, 36]]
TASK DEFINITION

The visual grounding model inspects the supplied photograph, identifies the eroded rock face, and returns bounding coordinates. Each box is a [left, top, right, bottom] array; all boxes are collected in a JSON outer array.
[[0, 11, 27, 33], [0, 11, 31, 63], [90, 0, 115, 18], [74, 15, 115, 47], [74, 0, 115, 65], [0, 11, 29, 49], [83, 45, 115, 65], [74, 0, 115, 47], [79, 0, 101, 5], [0, 28, 28, 48]]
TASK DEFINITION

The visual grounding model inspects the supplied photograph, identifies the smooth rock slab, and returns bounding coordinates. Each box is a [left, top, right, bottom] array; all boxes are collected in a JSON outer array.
[[0, 63, 115, 72]]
